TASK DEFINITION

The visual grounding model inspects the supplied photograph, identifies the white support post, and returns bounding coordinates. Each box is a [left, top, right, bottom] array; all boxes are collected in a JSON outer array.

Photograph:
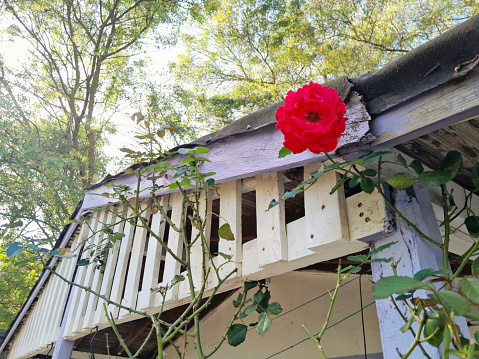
[[370, 185, 469, 359]]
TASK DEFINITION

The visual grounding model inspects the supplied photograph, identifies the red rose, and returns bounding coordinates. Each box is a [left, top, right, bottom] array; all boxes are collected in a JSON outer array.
[[275, 82, 347, 154]]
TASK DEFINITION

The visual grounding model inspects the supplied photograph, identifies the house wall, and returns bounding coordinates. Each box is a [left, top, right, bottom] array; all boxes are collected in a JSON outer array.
[[165, 271, 383, 359]]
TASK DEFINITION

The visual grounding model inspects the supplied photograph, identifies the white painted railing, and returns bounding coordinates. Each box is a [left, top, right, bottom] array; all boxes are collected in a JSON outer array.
[[7, 163, 387, 358]]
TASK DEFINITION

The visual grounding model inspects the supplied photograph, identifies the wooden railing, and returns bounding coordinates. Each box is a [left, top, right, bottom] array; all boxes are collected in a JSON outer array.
[[7, 163, 387, 359]]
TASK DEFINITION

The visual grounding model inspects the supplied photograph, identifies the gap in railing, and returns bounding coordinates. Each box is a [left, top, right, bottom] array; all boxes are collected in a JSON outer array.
[[209, 198, 220, 256], [242, 190, 257, 242]]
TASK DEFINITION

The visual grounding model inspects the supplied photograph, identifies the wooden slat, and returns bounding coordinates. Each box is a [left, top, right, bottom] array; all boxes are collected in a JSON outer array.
[[92, 205, 126, 327], [303, 166, 349, 251], [255, 172, 287, 267], [218, 180, 242, 279], [71, 210, 108, 334], [82, 208, 117, 330], [190, 190, 212, 291], [107, 205, 137, 319], [119, 202, 152, 318], [157, 192, 185, 305], [64, 213, 100, 337], [137, 195, 169, 311]]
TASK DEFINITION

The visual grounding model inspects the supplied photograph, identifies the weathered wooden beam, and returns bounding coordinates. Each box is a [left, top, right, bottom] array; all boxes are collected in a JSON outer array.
[[369, 69, 479, 150]]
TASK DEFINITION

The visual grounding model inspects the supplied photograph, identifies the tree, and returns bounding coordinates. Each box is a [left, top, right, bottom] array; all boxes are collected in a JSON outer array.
[[169, 0, 479, 128], [2, 0, 179, 187]]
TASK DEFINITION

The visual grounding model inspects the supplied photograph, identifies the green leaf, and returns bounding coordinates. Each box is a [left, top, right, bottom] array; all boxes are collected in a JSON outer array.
[[278, 146, 293, 158], [440, 151, 462, 179], [216, 252, 232, 260], [364, 258, 392, 263], [424, 316, 444, 347], [464, 216, 479, 238], [472, 257, 479, 275], [350, 267, 362, 273], [227, 324, 247, 347], [244, 281, 257, 292], [395, 294, 413, 301], [360, 177, 375, 194], [413, 268, 449, 281], [397, 154, 408, 168], [244, 304, 257, 315], [433, 290, 470, 315], [268, 200, 279, 210], [192, 146, 210, 154], [256, 312, 272, 336], [363, 169, 377, 177], [410, 160, 424, 175], [254, 290, 265, 305], [218, 223, 235, 241], [419, 171, 451, 186], [233, 293, 243, 308], [6, 245, 23, 258], [330, 177, 346, 194], [373, 276, 426, 299], [348, 175, 360, 188], [26, 244, 41, 252], [464, 312, 479, 321], [171, 274, 185, 286], [475, 330, 479, 344], [384, 173, 415, 189], [283, 189, 298, 198], [400, 315, 415, 333], [368, 241, 397, 257], [178, 148, 190, 154], [347, 254, 368, 262], [266, 302, 283, 315], [77, 259, 90, 266], [461, 278, 479, 305]]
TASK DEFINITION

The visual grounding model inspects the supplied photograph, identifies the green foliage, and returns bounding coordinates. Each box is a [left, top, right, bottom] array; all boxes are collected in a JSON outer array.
[[0, 236, 41, 329]]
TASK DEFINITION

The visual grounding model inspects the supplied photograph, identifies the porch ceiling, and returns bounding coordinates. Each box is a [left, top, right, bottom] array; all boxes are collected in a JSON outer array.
[[396, 117, 479, 193]]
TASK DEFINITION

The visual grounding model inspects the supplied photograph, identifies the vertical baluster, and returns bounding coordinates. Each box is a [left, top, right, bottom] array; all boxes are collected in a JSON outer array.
[[82, 207, 117, 330], [92, 205, 126, 326], [137, 195, 169, 311], [119, 202, 152, 318], [107, 205, 137, 319], [157, 192, 185, 305], [71, 210, 109, 334]]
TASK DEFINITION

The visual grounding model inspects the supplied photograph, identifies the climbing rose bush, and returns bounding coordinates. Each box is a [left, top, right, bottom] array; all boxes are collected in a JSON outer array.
[[275, 82, 347, 154]]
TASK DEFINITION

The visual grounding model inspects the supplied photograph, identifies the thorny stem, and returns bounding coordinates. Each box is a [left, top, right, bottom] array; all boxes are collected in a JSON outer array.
[[104, 305, 134, 358]]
